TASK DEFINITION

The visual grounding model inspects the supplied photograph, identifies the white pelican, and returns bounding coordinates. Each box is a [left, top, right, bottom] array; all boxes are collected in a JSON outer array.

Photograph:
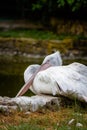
[[16, 51, 62, 97], [16, 51, 87, 102]]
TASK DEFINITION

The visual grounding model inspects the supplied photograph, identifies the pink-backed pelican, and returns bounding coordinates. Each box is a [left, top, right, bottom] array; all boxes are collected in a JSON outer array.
[[16, 51, 87, 102]]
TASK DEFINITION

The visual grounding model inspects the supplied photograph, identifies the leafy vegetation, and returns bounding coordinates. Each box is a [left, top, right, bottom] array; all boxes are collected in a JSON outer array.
[[58, 0, 87, 11], [0, 0, 87, 21], [32, 0, 87, 12]]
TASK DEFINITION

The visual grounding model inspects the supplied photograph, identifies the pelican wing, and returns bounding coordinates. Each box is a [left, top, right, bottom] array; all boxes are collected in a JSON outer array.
[[68, 62, 87, 77], [33, 64, 87, 102], [50, 65, 87, 102], [33, 70, 60, 95]]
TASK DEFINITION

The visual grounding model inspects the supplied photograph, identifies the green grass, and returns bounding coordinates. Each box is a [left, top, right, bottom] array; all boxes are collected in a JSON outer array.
[[0, 100, 87, 130], [2, 113, 87, 130], [0, 29, 86, 40], [0, 30, 60, 40], [6, 123, 45, 130]]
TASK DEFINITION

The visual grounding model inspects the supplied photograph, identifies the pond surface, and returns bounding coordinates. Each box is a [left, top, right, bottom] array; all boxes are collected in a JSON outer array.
[[0, 55, 87, 97], [0, 55, 42, 97]]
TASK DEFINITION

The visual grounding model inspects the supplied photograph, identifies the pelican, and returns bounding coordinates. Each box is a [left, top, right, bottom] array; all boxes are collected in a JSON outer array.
[[16, 51, 62, 97], [16, 51, 87, 102]]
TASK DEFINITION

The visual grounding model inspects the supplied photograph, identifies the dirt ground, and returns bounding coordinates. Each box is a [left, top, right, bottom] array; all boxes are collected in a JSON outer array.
[[0, 106, 87, 130], [0, 108, 73, 129]]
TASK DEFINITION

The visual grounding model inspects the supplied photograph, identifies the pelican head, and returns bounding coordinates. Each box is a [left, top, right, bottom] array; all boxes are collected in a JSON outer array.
[[24, 64, 40, 83], [42, 51, 62, 66], [16, 51, 62, 97]]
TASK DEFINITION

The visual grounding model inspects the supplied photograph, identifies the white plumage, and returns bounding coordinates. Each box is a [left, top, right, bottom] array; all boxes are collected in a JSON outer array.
[[17, 51, 87, 102], [25, 63, 87, 102]]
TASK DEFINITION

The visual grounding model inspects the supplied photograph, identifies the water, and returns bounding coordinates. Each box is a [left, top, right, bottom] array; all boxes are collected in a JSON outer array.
[[0, 55, 42, 97], [0, 55, 87, 97], [0, 74, 23, 97]]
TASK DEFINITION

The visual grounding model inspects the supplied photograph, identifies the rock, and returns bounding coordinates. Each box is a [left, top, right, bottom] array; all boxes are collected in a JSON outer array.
[[76, 123, 83, 127], [0, 95, 60, 112], [68, 119, 75, 125], [24, 111, 31, 115]]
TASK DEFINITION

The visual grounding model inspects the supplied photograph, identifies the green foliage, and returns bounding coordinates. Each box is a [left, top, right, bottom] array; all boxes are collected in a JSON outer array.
[[58, 0, 87, 11], [57, 0, 65, 7], [1, 0, 87, 21], [32, 0, 46, 11], [32, 3, 42, 11], [6, 123, 45, 130], [31, 0, 87, 12]]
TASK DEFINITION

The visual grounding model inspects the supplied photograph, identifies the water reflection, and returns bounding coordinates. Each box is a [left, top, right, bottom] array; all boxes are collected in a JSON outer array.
[[0, 74, 23, 97], [0, 56, 87, 97]]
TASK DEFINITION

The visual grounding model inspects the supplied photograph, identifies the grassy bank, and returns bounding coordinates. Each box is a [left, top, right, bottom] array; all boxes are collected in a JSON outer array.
[[0, 101, 87, 130], [0, 29, 87, 56], [0, 29, 86, 40], [0, 30, 62, 40]]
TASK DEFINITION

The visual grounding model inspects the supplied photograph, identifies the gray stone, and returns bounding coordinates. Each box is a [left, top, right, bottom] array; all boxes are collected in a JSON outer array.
[[0, 95, 60, 112]]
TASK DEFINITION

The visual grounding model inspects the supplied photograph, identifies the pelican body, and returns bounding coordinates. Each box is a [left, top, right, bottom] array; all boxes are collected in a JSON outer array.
[[16, 51, 62, 96], [16, 51, 87, 102]]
